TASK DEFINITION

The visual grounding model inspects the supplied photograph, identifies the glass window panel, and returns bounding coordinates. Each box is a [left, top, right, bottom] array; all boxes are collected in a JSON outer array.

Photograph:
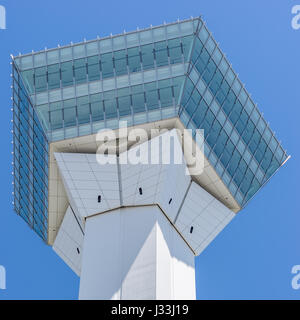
[[50, 109, 63, 130], [251, 108, 260, 124], [194, 100, 208, 126], [104, 91, 117, 119], [34, 53, 46, 68], [48, 64, 60, 90], [63, 98, 76, 109], [157, 66, 170, 80], [132, 92, 145, 113], [86, 41, 99, 56], [77, 99, 90, 125], [89, 81, 101, 94], [128, 47, 141, 73], [61, 61, 73, 87], [225, 68, 235, 86], [166, 24, 179, 39], [36, 92, 48, 105], [212, 47, 222, 65], [62, 86, 75, 100], [206, 37, 216, 55], [50, 101, 63, 111], [21, 70, 35, 94], [103, 78, 115, 91], [269, 136, 278, 153], [232, 78, 242, 96], [116, 74, 129, 88], [155, 41, 168, 67], [113, 36, 125, 51], [100, 38, 112, 53], [192, 37, 203, 64], [64, 107, 76, 127], [73, 45, 85, 59], [153, 27, 165, 41], [132, 84, 143, 94], [140, 30, 152, 45], [180, 21, 193, 35], [275, 147, 284, 163], [21, 55, 33, 69], [195, 49, 209, 74], [118, 95, 131, 116], [145, 82, 159, 110], [204, 89, 213, 106], [74, 58, 87, 84], [216, 110, 226, 126], [126, 32, 139, 48], [180, 35, 192, 62], [173, 76, 184, 103], [263, 127, 272, 144], [257, 117, 266, 135], [210, 100, 219, 116], [91, 100, 104, 121], [114, 50, 127, 76], [36, 104, 50, 131], [159, 86, 173, 107], [117, 87, 130, 97], [47, 50, 59, 64], [199, 26, 209, 43], [101, 53, 114, 79], [219, 58, 229, 75], [76, 83, 88, 97], [130, 72, 142, 85], [60, 47, 73, 62], [90, 93, 101, 103], [87, 56, 100, 81], [238, 88, 247, 106], [168, 38, 182, 64], [141, 44, 154, 70], [189, 68, 198, 85], [35, 67, 47, 93], [245, 98, 255, 115], [265, 159, 280, 179]]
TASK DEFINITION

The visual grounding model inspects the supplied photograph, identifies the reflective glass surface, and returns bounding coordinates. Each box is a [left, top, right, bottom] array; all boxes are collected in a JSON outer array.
[[12, 65, 48, 241], [179, 21, 288, 206]]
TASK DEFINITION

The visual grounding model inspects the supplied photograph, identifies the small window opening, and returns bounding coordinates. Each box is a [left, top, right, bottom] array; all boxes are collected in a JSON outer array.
[[139, 187, 143, 195], [190, 226, 194, 234], [98, 195, 101, 203], [169, 198, 173, 204], [77, 248, 80, 254]]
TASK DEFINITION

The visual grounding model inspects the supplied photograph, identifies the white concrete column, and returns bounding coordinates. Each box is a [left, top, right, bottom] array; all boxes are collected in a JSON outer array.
[[79, 205, 195, 300]]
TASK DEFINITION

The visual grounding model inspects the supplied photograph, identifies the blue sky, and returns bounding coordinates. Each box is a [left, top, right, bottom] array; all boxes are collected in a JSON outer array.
[[0, 0, 299, 300]]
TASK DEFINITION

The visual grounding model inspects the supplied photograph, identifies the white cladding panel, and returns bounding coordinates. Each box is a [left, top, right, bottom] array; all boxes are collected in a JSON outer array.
[[53, 206, 84, 276], [54, 152, 120, 219], [53, 129, 236, 289], [175, 182, 235, 255], [79, 206, 195, 300]]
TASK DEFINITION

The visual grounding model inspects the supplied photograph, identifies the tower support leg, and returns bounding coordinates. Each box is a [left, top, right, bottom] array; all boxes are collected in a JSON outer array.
[[79, 205, 195, 300]]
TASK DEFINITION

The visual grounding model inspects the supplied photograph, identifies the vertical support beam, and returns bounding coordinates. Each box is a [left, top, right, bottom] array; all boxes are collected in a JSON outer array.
[[79, 206, 195, 300]]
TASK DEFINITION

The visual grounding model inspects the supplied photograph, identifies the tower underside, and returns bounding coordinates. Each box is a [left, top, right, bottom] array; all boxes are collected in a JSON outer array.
[[79, 205, 195, 300], [53, 129, 235, 299]]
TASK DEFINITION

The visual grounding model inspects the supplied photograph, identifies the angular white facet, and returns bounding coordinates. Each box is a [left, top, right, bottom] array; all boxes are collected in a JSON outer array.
[[52, 129, 236, 299], [175, 182, 235, 255], [54, 152, 120, 219], [79, 206, 195, 300], [119, 129, 191, 221], [53, 206, 84, 276]]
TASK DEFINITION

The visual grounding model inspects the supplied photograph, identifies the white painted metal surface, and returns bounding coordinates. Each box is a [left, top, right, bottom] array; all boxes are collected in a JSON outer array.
[[53, 206, 84, 276], [79, 206, 195, 300], [52, 129, 236, 299]]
